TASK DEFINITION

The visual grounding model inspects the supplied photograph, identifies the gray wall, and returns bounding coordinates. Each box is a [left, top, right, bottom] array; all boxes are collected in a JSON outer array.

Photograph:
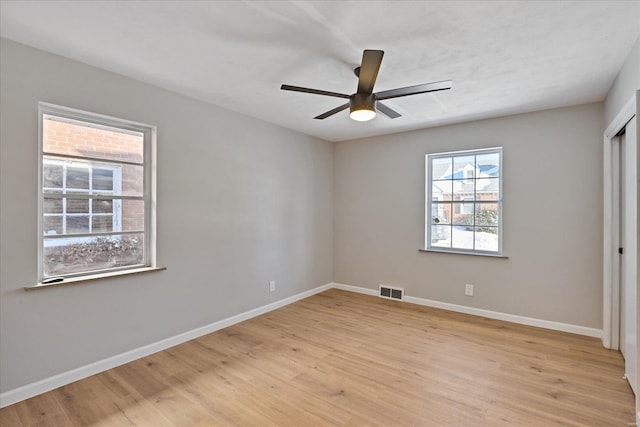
[[605, 36, 639, 126], [0, 39, 334, 393], [334, 103, 604, 328]]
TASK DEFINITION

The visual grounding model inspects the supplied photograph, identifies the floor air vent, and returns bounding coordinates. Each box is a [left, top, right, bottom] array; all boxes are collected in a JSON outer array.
[[379, 285, 404, 301]]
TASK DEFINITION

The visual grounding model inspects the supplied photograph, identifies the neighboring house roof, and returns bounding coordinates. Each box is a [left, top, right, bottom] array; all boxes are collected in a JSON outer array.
[[432, 162, 500, 197], [441, 164, 499, 180]]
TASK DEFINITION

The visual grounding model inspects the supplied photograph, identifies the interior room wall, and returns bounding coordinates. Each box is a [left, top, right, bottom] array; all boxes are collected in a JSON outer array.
[[333, 102, 604, 329], [0, 38, 334, 393], [605, 36, 639, 125]]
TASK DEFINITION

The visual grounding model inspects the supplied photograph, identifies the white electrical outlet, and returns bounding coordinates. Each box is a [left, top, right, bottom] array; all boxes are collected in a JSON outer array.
[[465, 284, 474, 296], [269, 281, 276, 292]]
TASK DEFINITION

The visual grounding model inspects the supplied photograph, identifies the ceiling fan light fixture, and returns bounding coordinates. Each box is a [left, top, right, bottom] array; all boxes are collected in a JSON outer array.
[[350, 107, 376, 122], [350, 93, 376, 122]]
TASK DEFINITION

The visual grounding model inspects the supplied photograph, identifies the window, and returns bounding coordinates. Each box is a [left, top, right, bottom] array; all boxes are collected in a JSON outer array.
[[39, 103, 156, 280], [426, 148, 502, 254]]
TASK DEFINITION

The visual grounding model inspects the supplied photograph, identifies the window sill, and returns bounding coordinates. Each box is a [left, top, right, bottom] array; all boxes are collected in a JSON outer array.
[[419, 248, 508, 259], [25, 267, 166, 290]]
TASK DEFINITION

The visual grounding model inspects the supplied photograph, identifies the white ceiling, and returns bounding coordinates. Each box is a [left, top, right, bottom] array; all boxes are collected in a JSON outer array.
[[1, 1, 639, 142]]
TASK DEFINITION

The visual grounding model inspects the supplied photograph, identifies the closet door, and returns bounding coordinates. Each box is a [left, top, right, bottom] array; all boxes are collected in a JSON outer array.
[[621, 116, 637, 394]]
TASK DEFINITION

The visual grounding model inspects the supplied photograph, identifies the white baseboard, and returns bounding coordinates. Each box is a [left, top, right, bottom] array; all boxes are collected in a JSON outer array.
[[332, 282, 378, 296], [333, 282, 602, 338], [0, 283, 333, 409]]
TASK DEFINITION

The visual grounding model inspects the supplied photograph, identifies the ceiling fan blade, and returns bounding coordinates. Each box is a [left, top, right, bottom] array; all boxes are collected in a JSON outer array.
[[314, 103, 350, 120], [376, 102, 401, 119], [281, 84, 350, 99], [357, 50, 384, 94], [375, 80, 452, 100]]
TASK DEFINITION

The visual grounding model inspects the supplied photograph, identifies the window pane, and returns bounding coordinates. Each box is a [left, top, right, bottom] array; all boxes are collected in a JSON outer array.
[[451, 226, 474, 250], [431, 202, 451, 224], [431, 225, 450, 247], [43, 163, 63, 188], [43, 216, 63, 235], [476, 152, 500, 177], [93, 168, 113, 191], [67, 216, 89, 234], [452, 179, 474, 197], [431, 157, 451, 180], [452, 203, 474, 226], [43, 234, 145, 276], [43, 198, 63, 214], [121, 199, 145, 231], [121, 164, 144, 197], [92, 216, 113, 233], [43, 116, 144, 164], [476, 177, 499, 201], [474, 227, 499, 252], [67, 167, 90, 190], [92, 199, 113, 214], [453, 155, 475, 179], [475, 203, 499, 227], [432, 180, 452, 201], [67, 199, 89, 214]]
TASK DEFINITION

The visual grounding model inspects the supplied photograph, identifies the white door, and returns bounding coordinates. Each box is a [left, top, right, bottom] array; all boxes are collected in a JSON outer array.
[[620, 132, 626, 359], [620, 116, 638, 394]]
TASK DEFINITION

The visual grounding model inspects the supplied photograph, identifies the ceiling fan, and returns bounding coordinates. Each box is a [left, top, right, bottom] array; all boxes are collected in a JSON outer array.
[[281, 50, 452, 122]]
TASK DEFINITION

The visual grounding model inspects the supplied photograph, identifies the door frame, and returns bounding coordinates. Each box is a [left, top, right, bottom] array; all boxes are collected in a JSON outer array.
[[603, 93, 637, 350]]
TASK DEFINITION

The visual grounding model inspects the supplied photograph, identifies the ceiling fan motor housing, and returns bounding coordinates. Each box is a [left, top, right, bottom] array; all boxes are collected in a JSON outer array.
[[350, 93, 376, 114]]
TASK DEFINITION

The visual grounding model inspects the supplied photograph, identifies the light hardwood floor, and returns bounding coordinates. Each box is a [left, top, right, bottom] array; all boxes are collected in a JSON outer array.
[[0, 289, 635, 426]]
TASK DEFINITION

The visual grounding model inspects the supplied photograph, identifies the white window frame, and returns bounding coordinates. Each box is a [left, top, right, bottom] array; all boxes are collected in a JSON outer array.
[[38, 102, 157, 281], [425, 147, 503, 255]]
